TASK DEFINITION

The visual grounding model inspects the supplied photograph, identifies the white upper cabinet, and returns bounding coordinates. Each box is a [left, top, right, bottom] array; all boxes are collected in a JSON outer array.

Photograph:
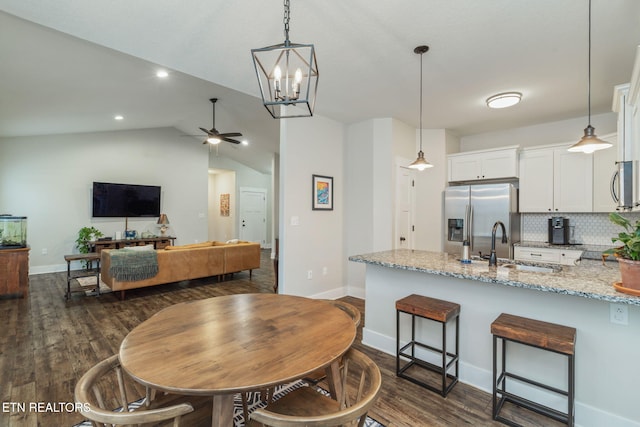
[[592, 133, 618, 212], [519, 145, 593, 213], [448, 147, 518, 182]]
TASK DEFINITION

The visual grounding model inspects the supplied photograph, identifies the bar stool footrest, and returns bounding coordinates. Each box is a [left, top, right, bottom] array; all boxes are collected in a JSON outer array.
[[398, 361, 459, 397], [498, 371, 569, 398], [494, 393, 571, 426], [397, 341, 459, 397]]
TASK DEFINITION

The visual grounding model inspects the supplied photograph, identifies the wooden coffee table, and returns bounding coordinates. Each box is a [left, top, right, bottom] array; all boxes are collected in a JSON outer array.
[[119, 293, 357, 427]]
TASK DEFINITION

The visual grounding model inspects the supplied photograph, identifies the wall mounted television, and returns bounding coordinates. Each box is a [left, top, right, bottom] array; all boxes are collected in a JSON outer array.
[[92, 182, 161, 218]]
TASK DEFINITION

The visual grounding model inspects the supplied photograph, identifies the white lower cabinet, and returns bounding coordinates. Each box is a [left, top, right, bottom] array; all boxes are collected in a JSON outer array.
[[519, 145, 593, 212], [514, 246, 583, 266]]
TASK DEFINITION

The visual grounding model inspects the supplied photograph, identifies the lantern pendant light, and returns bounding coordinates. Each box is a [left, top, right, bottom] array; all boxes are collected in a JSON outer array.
[[568, 0, 612, 154], [408, 45, 433, 170], [251, 0, 319, 119]]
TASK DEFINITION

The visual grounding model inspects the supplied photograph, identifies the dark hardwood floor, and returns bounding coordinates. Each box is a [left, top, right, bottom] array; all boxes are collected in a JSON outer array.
[[1, 250, 561, 427]]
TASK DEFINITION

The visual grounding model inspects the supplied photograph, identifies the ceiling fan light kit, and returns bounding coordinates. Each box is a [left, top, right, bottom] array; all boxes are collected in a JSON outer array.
[[408, 45, 433, 171], [199, 98, 243, 145], [251, 0, 319, 119], [568, 0, 612, 154]]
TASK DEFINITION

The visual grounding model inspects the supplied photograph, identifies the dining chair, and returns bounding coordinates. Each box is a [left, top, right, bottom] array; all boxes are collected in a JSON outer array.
[[302, 299, 362, 386], [322, 299, 362, 328], [74, 354, 196, 427], [248, 348, 382, 427]]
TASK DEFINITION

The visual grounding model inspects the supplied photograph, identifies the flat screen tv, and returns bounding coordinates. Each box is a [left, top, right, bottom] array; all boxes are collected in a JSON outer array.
[[92, 182, 161, 218]]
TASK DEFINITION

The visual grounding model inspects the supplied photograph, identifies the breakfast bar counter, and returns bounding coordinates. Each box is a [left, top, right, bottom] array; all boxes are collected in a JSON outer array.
[[349, 249, 640, 427], [349, 249, 639, 306]]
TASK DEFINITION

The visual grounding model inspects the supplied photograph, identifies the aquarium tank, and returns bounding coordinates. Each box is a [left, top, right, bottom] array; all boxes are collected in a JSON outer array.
[[0, 216, 27, 249]]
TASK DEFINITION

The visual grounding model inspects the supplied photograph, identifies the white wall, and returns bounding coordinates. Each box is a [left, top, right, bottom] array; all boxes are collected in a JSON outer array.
[[0, 127, 209, 273], [345, 120, 376, 298], [344, 118, 417, 297], [279, 115, 345, 298], [208, 170, 235, 242]]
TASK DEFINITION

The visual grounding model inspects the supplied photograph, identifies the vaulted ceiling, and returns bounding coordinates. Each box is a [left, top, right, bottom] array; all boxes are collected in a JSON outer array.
[[1, 1, 639, 173]]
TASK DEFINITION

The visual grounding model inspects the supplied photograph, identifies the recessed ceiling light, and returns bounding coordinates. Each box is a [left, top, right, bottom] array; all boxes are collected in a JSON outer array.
[[486, 92, 522, 109], [114, 115, 124, 121], [241, 140, 249, 146], [156, 70, 169, 78]]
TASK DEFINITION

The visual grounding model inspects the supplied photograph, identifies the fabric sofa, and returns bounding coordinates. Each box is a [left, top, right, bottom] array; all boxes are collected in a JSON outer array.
[[101, 240, 260, 299]]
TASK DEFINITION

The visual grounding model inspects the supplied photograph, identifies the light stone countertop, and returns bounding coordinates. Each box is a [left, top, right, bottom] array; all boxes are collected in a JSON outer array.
[[349, 249, 640, 306]]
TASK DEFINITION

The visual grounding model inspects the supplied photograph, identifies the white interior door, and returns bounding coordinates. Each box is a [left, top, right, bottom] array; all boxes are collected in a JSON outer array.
[[239, 187, 267, 246], [395, 165, 414, 249]]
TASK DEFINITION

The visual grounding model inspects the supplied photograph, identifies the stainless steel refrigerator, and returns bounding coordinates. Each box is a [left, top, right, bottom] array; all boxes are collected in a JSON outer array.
[[444, 183, 520, 259]]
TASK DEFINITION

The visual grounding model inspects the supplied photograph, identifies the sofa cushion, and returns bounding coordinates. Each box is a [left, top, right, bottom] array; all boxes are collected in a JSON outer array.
[[164, 241, 214, 250]]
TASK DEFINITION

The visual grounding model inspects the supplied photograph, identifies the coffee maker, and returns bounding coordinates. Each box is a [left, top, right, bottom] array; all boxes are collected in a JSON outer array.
[[548, 217, 570, 245]]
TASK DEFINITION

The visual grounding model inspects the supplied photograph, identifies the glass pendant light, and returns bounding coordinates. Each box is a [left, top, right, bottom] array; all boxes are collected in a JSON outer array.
[[408, 45, 433, 171], [568, 0, 612, 154]]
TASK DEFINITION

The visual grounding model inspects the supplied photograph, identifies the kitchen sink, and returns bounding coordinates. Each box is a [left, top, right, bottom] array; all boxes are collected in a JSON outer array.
[[456, 255, 561, 273]]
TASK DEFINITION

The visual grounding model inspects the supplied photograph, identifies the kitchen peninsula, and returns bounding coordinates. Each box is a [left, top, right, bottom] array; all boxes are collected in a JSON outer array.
[[350, 249, 640, 427]]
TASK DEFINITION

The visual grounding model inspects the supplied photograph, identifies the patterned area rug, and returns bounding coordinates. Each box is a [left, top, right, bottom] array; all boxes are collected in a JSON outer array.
[[73, 380, 385, 427], [75, 275, 111, 295]]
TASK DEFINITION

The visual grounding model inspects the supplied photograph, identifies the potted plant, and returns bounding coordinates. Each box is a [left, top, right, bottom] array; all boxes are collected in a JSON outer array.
[[75, 226, 104, 268], [604, 212, 640, 292]]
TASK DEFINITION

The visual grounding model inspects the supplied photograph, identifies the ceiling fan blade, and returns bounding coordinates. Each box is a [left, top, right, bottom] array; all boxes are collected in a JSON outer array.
[[219, 132, 242, 138], [222, 137, 241, 144], [199, 127, 213, 135]]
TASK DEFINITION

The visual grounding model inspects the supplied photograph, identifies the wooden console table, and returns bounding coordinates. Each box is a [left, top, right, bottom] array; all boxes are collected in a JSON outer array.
[[90, 236, 176, 253], [0, 247, 30, 298]]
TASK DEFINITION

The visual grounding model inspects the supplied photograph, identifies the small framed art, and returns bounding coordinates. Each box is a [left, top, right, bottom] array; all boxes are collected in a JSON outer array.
[[312, 174, 333, 211]]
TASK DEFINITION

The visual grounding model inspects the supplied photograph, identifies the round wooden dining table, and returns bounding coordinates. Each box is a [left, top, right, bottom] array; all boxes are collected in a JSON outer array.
[[119, 293, 357, 426]]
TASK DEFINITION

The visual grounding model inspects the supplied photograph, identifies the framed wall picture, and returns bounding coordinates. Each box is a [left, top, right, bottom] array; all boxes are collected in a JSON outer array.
[[312, 174, 333, 211], [220, 193, 230, 216]]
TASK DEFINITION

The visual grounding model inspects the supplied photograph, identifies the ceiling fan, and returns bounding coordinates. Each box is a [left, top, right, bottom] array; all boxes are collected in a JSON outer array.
[[199, 98, 242, 145]]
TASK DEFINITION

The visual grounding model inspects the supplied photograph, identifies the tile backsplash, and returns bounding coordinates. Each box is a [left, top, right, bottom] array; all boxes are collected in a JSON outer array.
[[522, 212, 640, 246]]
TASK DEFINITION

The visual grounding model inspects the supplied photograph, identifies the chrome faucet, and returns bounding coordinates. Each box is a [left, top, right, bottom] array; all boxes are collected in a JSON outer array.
[[489, 221, 508, 267]]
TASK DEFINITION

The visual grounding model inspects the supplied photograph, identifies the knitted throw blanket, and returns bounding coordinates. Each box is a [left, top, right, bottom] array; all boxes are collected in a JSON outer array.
[[108, 249, 158, 281]]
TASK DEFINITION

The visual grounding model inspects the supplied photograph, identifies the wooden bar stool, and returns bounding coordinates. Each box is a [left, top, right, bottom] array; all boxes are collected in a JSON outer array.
[[396, 294, 460, 397], [491, 313, 576, 426]]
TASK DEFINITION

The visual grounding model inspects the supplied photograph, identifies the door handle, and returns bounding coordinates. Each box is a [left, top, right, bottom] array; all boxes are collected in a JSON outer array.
[[400, 237, 406, 242]]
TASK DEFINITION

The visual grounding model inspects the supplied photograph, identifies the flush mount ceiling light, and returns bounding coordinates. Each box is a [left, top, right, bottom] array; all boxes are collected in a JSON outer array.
[[251, 0, 318, 119], [486, 92, 522, 109], [568, 0, 612, 154], [156, 70, 169, 78], [408, 45, 434, 171]]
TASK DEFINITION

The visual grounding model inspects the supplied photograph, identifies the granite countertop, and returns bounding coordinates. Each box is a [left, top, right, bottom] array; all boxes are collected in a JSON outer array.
[[349, 249, 640, 306]]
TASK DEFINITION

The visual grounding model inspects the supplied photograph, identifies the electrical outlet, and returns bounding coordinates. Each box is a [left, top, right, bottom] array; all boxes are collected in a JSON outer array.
[[322, 267, 328, 275], [610, 303, 628, 325], [307, 270, 313, 280], [41, 248, 47, 255]]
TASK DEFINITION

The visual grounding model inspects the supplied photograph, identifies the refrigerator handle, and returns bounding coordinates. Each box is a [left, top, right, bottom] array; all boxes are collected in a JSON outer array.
[[467, 205, 474, 248]]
